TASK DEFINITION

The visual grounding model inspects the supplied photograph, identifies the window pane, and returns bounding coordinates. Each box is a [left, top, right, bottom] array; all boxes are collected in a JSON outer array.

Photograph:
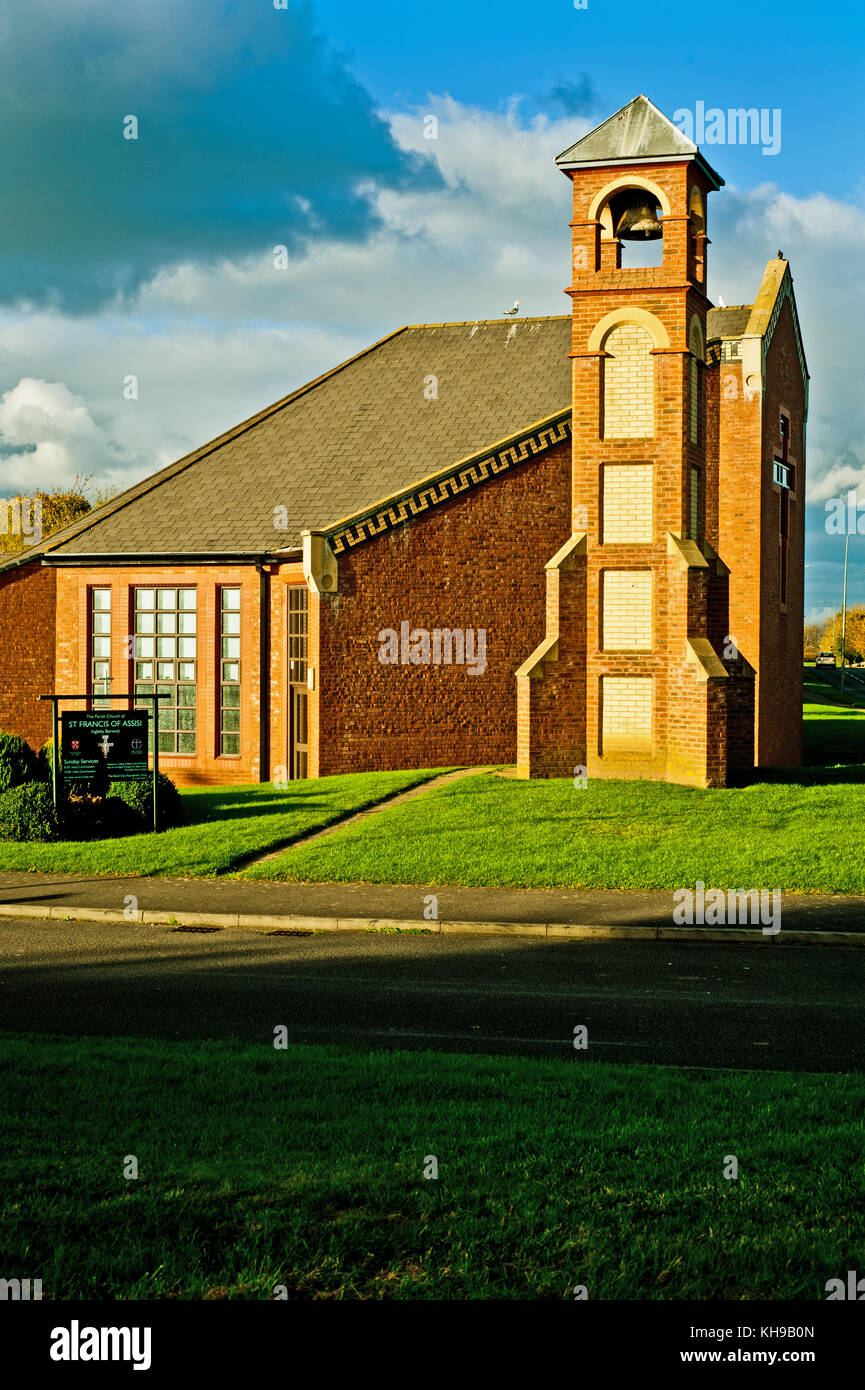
[[92, 613, 111, 635], [158, 731, 175, 753], [222, 588, 241, 610], [135, 637, 154, 658], [178, 613, 196, 634], [136, 589, 154, 610], [136, 612, 155, 634], [156, 612, 177, 634], [93, 660, 110, 679], [92, 589, 111, 611], [221, 734, 240, 756], [157, 661, 174, 680], [178, 732, 196, 753], [177, 685, 196, 706], [178, 709, 195, 731], [135, 662, 153, 682], [135, 682, 154, 697], [221, 684, 240, 706], [222, 612, 241, 636], [156, 637, 176, 658], [179, 589, 197, 610], [222, 708, 240, 732], [178, 661, 195, 682], [177, 637, 196, 659], [158, 706, 174, 730], [223, 661, 239, 682], [92, 636, 111, 658], [157, 684, 173, 698], [222, 637, 240, 659], [157, 589, 176, 609]]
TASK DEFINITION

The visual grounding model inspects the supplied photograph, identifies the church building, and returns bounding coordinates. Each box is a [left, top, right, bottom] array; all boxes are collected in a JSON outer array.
[[0, 95, 808, 787]]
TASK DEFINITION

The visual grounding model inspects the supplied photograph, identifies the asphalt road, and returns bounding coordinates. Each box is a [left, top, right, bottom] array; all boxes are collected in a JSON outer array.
[[810, 663, 865, 698], [1, 915, 862, 1072]]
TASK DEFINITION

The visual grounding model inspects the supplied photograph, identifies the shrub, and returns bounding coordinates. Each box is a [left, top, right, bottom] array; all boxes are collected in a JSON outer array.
[[0, 732, 39, 794], [108, 773, 182, 830], [37, 738, 54, 782], [39, 737, 108, 799], [0, 783, 59, 842]]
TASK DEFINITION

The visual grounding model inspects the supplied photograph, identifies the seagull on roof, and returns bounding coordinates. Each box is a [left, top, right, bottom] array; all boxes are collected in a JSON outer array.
[[718, 295, 726, 307], [503, 299, 520, 317]]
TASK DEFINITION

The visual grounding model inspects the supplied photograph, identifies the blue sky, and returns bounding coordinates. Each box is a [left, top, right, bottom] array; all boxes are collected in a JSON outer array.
[[0, 0, 863, 620]]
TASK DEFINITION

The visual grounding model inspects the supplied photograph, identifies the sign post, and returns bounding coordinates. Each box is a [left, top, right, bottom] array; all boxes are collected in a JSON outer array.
[[40, 693, 170, 832]]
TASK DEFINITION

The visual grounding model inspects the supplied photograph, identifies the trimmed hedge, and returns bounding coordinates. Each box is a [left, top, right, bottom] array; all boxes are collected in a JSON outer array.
[[0, 783, 59, 842], [39, 738, 108, 799], [108, 774, 182, 829], [0, 732, 39, 795]]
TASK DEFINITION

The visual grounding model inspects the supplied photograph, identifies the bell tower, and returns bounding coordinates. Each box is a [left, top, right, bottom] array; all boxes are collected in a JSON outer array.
[[516, 95, 755, 787]]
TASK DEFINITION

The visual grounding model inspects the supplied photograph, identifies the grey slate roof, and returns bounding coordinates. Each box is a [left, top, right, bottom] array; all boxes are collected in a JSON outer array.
[[44, 317, 572, 558], [707, 306, 752, 339]]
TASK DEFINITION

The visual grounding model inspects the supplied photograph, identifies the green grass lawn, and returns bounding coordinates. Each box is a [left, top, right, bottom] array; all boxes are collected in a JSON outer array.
[[246, 701, 865, 893], [0, 769, 447, 877], [2, 1032, 862, 1300]]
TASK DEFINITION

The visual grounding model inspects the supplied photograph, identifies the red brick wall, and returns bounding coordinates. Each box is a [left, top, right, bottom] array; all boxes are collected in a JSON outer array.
[[517, 546, 587, 778], [713, 300, 805, 767], [314, 440, 572, 773], [711, 343, 762, 725], [0, 561, 56, 750], [757, 302, 806, 766]]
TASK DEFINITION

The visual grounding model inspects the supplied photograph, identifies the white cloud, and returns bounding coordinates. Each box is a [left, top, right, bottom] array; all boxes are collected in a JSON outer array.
[[0, 378, 129, 492]]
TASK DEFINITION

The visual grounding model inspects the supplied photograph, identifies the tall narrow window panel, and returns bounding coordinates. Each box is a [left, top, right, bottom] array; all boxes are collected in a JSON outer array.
[[90, 588, 111, 708], [220, 588, 242, 756]]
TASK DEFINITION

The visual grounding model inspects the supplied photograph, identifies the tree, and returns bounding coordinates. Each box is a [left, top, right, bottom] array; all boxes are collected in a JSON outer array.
[[842, 606, 865, 666], [804, 622, 822, 660], [0, 475, 119, 555]]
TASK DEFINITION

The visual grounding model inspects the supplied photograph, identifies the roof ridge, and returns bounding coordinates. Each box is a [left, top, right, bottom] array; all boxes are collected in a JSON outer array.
[[402, 315, 570, 328]]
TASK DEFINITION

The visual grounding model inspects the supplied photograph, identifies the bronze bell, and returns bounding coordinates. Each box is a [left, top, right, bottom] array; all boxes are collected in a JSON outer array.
[[614, 194, 663, 241]]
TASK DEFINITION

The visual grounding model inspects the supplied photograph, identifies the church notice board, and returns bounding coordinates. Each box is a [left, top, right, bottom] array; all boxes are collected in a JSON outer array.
[[60, 711, 150, 785]]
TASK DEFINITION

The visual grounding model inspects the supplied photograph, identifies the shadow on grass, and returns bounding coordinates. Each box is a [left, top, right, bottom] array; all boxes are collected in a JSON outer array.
[[756, 764, 865, 786], [192, 791, 327, 825]]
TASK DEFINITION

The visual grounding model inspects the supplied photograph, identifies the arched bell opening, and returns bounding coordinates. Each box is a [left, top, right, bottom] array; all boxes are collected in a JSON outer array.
[[604, 187, 664, 269]]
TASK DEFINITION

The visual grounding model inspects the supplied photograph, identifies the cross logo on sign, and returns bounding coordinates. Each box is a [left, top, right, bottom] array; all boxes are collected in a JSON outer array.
[[97, 735, 114, 759], [71, 740, 80, 751]]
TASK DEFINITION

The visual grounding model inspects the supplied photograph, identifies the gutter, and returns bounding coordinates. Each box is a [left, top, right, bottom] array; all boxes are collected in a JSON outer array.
[[39, 550, 301, 567]]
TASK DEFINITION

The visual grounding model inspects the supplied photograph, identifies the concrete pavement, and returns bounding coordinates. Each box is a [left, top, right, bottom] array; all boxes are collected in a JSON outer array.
[[1, 871, 865, 943]]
